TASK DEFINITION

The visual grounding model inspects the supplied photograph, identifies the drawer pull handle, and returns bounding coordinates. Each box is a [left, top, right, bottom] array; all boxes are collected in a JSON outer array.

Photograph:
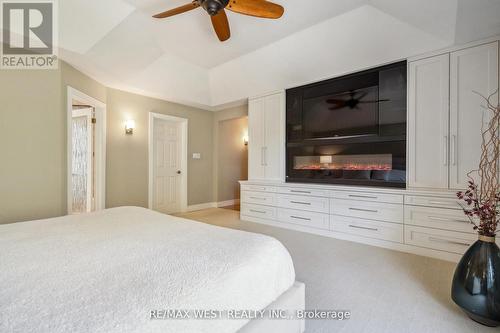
[[249, 209, 266, 214], [291, 201, 311, 205], [428, 200, 454, 206], [250, 197, 266, 200], [290, 216, 311, 221], [348, 195, 378, 199], [428, 237, 471, 247], [348, 225, 378, 232], [428, 216, 469, 223], [349, 208, 378, 213], [291, 190, 311, 194]]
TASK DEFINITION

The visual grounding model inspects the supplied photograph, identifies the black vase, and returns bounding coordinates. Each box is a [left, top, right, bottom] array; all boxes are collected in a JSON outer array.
[[452, 236, 500, 327]]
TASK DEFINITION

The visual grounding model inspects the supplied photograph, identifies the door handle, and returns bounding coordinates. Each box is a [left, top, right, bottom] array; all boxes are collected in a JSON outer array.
[[177, 170, 181, 175], [443, 135, 448, 166], [451, 135, 457, 166], [261, 147, 265, 166]]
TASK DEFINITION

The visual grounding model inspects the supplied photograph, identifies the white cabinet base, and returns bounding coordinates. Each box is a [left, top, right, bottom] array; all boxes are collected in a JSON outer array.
[[240, 213, 464, 263], [240, 180, 478, 263]]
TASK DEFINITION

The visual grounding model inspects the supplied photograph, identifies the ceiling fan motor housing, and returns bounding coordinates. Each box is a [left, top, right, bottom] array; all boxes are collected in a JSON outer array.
[[199, 0, 229, 16]]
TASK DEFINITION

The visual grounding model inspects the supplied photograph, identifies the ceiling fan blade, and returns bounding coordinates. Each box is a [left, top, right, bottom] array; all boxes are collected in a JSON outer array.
[[153, 2, 200, 18], [359, 99, 391, 103], [226, 0, 284, 19], [211, 9, 231, 42]]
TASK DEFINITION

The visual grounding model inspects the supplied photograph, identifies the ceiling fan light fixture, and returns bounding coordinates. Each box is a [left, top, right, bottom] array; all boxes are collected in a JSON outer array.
[[200, 0, 229, 16]]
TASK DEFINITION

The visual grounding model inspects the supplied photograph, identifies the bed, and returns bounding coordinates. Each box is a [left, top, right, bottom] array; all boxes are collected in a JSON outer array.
[[0, 206, 305, 333]]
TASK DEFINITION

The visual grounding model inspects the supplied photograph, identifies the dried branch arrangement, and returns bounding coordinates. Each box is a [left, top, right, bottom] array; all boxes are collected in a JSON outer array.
[[457, 92, 500, 237]]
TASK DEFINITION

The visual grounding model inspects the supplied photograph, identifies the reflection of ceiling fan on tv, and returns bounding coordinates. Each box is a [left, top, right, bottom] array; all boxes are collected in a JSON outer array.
[[153, 0, 284, 42], [326, 91, 390, 110]]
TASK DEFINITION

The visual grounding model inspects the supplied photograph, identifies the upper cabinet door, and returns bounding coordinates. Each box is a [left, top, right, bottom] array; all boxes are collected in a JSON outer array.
[[408, 54, 450, 189], [450, 42, 499, 190], [263, 92, 285, 181], [248, 98, 266, 180]]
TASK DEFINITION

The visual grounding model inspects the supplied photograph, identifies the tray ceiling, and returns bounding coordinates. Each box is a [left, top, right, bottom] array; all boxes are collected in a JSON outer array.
[[55, 0, 500, 109]]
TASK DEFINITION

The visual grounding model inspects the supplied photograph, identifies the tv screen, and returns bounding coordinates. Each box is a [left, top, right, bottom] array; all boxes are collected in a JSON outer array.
[[302, 86, 379, 139]]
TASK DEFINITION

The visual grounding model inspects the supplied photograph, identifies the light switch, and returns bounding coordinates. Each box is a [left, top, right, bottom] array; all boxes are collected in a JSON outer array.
[[192, 153, 201, 159]]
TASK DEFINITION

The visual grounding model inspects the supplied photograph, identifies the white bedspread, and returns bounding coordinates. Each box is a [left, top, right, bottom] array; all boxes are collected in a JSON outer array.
[[0, 207, 295, 333]]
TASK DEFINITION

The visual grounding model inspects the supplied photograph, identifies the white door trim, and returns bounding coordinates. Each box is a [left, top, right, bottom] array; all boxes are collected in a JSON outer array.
[[66, 87, 107, 214], [148, 112, 188, 213]]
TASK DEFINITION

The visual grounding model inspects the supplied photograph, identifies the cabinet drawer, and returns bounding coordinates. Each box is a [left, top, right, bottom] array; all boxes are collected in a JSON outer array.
[[277, 208, 329, 230], [276, 194, 329, 213], [241, 204, 277, 220], [241, 191, 276, 206], [331, 190, 403, 204], [332, 216, 403, 243], [404, 206, 473, 233], [277, 187, 329, 197], [241, 184, 276, 193], [331, 199, 403, 223], [405, 225, 476, 254], [405, 195, 461, 210]]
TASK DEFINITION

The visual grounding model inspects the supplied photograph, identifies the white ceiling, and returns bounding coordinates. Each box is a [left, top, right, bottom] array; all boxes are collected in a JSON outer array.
[[56, 0, 500, 109]]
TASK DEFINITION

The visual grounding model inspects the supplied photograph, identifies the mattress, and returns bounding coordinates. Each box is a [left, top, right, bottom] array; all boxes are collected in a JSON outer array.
[[0, 207, 296, 333]]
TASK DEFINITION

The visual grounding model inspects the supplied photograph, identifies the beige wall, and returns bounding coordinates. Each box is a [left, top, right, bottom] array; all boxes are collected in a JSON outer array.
[[106, 88, 214, 208], [61, 62, 107, 104], [212, 105, 248, 202], [0, 68, 64, 224], [0, 62, 107, 224]]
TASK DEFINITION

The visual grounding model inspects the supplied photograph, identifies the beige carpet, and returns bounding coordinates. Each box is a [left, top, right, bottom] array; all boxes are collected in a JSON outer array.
[[176, 208, 495, 333]]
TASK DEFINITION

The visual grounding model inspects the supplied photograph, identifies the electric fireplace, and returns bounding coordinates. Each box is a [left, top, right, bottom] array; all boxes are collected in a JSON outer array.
[[286, 61, 407, 188]]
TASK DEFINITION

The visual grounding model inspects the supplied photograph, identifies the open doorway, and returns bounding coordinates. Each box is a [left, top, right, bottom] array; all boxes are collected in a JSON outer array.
[[216, 116, 248, 211], [67, 87, 106, 214]]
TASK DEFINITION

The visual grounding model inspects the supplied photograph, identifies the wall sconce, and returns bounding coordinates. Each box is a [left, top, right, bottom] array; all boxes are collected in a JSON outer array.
[[243, 134, 249, 146], [125, 120, 135, 135]]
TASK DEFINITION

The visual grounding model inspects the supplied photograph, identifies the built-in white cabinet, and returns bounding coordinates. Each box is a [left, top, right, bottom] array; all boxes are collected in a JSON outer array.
[[241, 39, 500, 263], [248, 91, 285, 181], [408, 41, 499, 190], [449, 42, 499, 189], [408, 54, 450, 189]]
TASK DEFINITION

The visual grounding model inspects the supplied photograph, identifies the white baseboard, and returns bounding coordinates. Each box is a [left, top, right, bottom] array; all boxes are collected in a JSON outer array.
[[217, 199, 240, 208], [186, 202, 216, 212], [185, 200, 240, 212]]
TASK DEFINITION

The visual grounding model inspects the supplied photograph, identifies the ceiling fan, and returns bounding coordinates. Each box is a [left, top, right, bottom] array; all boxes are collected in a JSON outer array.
[[152, 0, 284, 42], [326, 91, 390, 110]]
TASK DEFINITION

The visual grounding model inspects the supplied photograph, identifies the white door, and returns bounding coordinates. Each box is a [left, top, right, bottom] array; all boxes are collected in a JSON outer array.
[[71, 108, 94, 213], [408, 54, 450, 189], [248, 98, 266, 180], [153, 118, 183, 214], [264, 92, 285, 181], [450, 42, 499, 189]]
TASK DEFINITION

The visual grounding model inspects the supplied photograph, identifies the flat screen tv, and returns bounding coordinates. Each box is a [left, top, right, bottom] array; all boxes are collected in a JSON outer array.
[[302, 86, 379, 139]]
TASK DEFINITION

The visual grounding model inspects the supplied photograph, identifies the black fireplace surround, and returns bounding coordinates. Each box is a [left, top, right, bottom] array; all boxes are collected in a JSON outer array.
[[286, 61, 407, 188]]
